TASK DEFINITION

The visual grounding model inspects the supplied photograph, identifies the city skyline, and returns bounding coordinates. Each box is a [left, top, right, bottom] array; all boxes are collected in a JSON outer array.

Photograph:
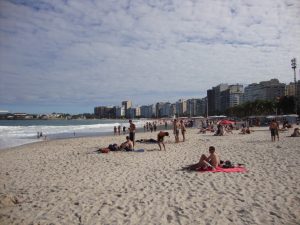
[[1, 0, 300, 114]]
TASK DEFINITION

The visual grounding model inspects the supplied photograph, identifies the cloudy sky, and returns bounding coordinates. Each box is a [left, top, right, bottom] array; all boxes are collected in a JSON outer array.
[[0, 0, 300, 114]]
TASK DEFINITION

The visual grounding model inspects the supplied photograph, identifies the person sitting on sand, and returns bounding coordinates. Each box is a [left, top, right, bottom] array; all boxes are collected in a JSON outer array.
[[119, 136, 134, 151], [240, 127, 252, 134], [183, 146, 220, 171], [157, 131, 169, 151], [214, 124, 224, 136], [225, 125, 233, 134], [290, 128, 300, 137]]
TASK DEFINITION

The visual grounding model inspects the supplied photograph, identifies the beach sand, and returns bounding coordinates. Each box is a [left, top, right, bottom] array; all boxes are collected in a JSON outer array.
[[0, 127, 300, 225]]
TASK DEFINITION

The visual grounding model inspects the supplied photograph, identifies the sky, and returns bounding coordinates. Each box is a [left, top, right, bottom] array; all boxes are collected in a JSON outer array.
[[0, 0, 300, 114]]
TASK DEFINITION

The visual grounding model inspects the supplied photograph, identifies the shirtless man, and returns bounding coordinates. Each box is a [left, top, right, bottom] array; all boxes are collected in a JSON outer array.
[[157, 131, 169, 151], [119, 136, 134, 151], [180, 120, 186, 141], [128, 120, 136, 147], [173, 119, 180, 143], [269, 119, 279, 142], [183, 146, 220, 171]]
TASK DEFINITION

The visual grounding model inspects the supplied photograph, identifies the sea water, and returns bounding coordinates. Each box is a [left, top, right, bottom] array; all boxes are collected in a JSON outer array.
[[0, 119, 148, 150]]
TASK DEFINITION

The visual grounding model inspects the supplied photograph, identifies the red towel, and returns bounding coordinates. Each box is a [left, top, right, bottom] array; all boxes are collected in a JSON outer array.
[[198, 166, 247, 173]]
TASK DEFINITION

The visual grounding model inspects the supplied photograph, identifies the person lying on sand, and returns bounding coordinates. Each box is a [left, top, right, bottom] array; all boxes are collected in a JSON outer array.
[[182, 146, 220, 171], [136, 138, 158, 143], [157, 131, 169, 151]]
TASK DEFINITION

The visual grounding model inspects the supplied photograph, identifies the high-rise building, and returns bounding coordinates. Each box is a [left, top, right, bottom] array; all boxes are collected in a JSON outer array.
[[94, 106, 116, 119], [140, 105, 154, 118], [176, 99, 187, 117], [122, 100, 132, 118], [186, 98, 206, 117], [155, 102, 171, 118], [244, 79, 285, 102]]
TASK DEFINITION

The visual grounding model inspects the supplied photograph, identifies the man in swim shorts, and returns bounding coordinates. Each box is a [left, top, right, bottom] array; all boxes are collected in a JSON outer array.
[[119, 136, 134, 151], [157, 131, 169, 151], [269, 119, 279, 142], [173, 119, 180, 143], [128, 120, 136, 147]]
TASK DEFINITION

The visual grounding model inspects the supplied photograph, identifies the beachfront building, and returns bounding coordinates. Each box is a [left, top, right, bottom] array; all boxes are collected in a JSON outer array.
[[244, 79, 285, 102], [115, 106, 123, 118], [94, 106, 116, 119], [135, 106, 141, 118], [207, 89, 215, 116], [285, 82, 296, 96], [285, 81, 300, 114], [207, 83, 229, 115], [140, 105, 153, 118], [176, 99, 187, 117], [122, 100, 132, 118], [170, 103, 176, 118], [127, 107, 136, 119], [220, 84, 244, 112], [186, 98, 207, 117], [155, 102, 171, 118]]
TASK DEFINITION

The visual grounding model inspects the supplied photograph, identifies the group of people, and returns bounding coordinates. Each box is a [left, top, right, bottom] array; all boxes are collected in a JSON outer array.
[[104, 119, 189, 153], [113, 125, 128, 135], [268, 118, 300, 141], [173, 119, 186, 143]]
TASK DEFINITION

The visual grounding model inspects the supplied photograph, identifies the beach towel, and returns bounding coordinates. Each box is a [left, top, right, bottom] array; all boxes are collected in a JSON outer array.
[[99, 148, 110, 153], [134, 149, 145, 152], [198, 166, 247, 173]]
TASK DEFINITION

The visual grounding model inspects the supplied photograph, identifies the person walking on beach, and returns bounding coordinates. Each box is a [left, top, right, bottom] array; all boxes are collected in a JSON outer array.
[[123, 126, 126, 134], [117, 125, 121, 135], [269, 119, 279, 142], [173, 119, 180, 143], [157, 131, 169, 151], [128, 120, 136, 147], [180, 120, 186, 142], [114, 126, 117, 135]]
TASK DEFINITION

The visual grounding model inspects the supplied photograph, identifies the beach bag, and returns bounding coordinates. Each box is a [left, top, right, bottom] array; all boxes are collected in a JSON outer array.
[[222, 160, 235, 168], [100, 148, 110, 153], [108, 144, 118, 151]]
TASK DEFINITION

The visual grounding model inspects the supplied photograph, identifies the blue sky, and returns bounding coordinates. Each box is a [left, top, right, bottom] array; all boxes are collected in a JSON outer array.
[[0, 0, 300, 114]]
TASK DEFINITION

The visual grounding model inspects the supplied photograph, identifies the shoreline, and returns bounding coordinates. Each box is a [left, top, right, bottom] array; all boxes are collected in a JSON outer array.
[[0, 120, 167, 151], [0, 127, 299, 225]]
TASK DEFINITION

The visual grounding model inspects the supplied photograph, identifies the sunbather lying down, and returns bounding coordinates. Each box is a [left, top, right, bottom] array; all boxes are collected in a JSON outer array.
[[136, 138, 158, 143], [182, 146, 220, 171]]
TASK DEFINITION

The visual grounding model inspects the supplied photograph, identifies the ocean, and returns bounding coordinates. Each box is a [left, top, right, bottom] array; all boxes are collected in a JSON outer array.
[[0, 119, 149, 150]]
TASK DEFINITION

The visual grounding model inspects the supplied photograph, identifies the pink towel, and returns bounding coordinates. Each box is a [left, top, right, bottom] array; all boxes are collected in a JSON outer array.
[[198, 166, 247, 173]]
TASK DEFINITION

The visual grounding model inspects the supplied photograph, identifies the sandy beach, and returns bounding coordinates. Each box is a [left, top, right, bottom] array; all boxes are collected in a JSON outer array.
[[0, 127, 300, 225]]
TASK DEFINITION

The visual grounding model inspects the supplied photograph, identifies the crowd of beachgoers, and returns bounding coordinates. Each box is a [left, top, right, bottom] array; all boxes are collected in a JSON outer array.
[[0, 116, 299, 225]]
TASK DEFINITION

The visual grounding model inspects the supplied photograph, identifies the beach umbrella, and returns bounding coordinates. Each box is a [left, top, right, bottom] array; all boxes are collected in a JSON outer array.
[[218, 120, 235, 125]]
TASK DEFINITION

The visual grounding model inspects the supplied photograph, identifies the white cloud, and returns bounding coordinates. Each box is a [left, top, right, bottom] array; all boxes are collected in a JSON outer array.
[[0, 0, 300, 113]]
